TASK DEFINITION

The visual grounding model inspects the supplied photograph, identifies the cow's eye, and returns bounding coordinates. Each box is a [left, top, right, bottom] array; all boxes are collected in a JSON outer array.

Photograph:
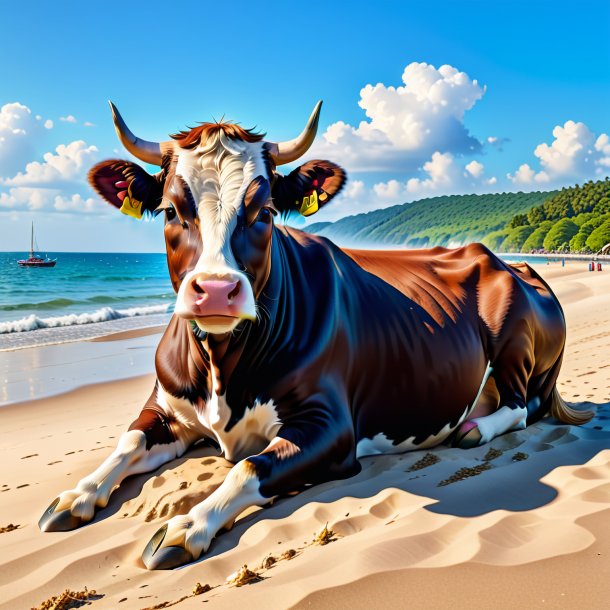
[[254, 206, 276, 225], [164, 204, 177, 221]]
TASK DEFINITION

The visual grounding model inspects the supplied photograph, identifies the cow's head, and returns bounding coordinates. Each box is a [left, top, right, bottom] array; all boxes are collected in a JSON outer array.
[[89, 102, 345, 335]]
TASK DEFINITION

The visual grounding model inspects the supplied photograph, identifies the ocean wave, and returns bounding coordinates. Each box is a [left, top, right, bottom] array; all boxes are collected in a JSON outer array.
[[0, 293, 173, 311], [0, 304, 172, 334], [0, 298, 78, 311]]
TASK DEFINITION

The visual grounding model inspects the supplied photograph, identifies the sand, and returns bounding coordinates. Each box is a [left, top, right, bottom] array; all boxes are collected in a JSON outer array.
[[1, 261, 609, 610]]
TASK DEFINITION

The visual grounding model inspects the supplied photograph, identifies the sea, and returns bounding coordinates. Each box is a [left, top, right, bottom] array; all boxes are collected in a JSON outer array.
[[0, 252, 174, 350], [0, 250, 581, 352]]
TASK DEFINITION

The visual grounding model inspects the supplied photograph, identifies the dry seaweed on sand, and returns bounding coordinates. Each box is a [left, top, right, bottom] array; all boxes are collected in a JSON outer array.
[[407, 452, 440, 472], [226, 565, 263, 587], [312, 523, 337, 546], [512, 451, 529, 461], [438, 462, 492, 487], [0, 523, 20, 534], [192, 583, 211, 595], [281, 548, 297, 560], [483, 447, 503, 462], [140, 583, 212, 609], [260, 554, 277, 569], [32, 586, 102, 610]]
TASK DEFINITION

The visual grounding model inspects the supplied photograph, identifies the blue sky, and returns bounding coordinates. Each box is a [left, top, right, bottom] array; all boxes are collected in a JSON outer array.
[[1, 0, 608, 251]]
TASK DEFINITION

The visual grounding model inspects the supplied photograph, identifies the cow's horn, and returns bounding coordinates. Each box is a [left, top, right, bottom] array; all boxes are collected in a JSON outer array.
[[108, 101, 173, 165], [267, 101, 322, 166]]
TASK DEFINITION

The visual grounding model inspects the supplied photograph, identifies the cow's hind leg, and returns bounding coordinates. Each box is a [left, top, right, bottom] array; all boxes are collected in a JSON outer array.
[[39, 389, 194, 532], [455, 332, 535, 448]]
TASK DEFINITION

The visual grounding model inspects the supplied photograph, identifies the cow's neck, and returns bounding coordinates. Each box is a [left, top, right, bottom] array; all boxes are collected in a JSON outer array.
[[199, 225, 294, 402]]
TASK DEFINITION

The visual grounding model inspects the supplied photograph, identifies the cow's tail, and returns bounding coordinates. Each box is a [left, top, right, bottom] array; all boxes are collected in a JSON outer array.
[[549, 385, 594, 425], [530, 346, 594, 426]]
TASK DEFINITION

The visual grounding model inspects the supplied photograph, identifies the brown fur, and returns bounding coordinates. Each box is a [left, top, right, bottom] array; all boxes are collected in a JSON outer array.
[[171, 122, 264, 149]]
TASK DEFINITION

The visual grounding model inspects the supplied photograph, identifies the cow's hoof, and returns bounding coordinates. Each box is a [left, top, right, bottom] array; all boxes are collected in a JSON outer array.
[[142, 524, 194, 570], [38, 498, 86, 532], [453, 421, 482, 449]]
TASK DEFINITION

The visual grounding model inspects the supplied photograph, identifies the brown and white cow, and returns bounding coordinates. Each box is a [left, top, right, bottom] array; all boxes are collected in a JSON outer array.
[[39, 101, 592, 569]]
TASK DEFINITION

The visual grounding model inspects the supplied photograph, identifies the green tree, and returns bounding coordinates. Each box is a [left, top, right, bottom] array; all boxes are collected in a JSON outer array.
[[503, 225, 535, 252], [543, 218, 579, 252], [527, 206, 546, 225], [585, 219, 610, 252], [520, 220, 554, 252], [482, 229, 511, 251], [508, 213, 529, 229], [570, 223, 596, 252]]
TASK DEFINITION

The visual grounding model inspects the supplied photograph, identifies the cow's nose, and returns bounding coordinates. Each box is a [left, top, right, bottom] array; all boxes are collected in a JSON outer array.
[[192, 278, 241, 306], [191, 276, 242, 316]]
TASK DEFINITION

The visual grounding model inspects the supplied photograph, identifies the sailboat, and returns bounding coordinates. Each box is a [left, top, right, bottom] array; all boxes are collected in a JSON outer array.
[[17, 222, 57, 268]]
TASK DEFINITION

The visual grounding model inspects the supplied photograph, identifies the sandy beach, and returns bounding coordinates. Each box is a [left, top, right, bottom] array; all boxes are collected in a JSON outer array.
[[1, 261, 609, 610]]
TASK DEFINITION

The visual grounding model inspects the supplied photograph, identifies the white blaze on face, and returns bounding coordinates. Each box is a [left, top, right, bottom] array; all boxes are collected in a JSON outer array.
[[173, 132, 270, 329]]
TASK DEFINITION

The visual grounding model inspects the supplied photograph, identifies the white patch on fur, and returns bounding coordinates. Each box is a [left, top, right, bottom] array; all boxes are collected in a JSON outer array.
[[356, 362, 493, 458], [52, 429, 183, 523], [159, 459, 269, 560], [156, 384, 210, 448], [173, 136, 270, 325], [356, 403, 470, 458], [198, 363, 282, 462], [471, 405, 528, 443]]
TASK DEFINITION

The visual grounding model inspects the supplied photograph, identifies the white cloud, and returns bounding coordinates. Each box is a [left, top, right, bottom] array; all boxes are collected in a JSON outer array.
[[0, 102, 52, 176], [0, 187, 57, 211], [508, 120, 610, 184], [308, 62, 485, 172], [406, 152, 458, 194], [60, 115, 77, 123], [2, 140, 98, 187], [83, 121, 95, 127], [314, 152, 497, 222], [465, 160, 484, 178], [54, 193, 98, 213], [44, 119, 54, 129]]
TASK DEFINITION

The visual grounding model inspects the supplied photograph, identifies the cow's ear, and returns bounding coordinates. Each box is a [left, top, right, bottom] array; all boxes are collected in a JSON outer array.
[[88, 160, 162, 220], [272, 160, 346, 217]]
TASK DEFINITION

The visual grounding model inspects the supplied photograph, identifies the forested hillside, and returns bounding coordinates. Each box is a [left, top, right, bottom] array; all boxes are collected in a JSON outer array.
[[308, 178, 610, 254], [308, 192, 552, 247], [496, 178, 610, 253]]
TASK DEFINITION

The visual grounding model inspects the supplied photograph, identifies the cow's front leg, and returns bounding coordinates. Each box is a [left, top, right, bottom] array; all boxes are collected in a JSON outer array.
[[142, 409, 358, 570], [39, 390, 196, 532]]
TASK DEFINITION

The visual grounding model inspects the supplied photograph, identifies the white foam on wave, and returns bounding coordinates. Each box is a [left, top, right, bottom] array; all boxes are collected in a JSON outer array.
[[0, 304, 172, 334]]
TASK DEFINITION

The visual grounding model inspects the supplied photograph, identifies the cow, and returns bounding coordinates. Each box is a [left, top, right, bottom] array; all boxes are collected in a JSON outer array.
[[39, 101, 592, 570]]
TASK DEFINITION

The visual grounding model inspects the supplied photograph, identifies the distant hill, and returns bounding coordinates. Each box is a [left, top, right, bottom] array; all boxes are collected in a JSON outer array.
[[308, 191, 554, 248]]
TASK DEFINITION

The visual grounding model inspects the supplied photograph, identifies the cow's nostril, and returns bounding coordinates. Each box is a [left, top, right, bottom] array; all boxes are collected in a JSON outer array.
[[192, 280, 205, 294], [228, 282, 241, 301]]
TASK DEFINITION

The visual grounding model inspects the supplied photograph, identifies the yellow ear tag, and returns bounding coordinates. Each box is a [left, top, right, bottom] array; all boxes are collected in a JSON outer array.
[[119, 195, 143, 220], [299, 190, 319, 216]]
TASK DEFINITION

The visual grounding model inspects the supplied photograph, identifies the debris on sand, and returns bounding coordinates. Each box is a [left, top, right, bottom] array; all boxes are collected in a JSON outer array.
[[0, 523, 20, 534], [140, 582, 212, 609], [512, 451, 529, 462], [281, 548, 297, 560], [32, 586, 101, 610], [226, 565, 263, 587], [312, 523, 337, 546], [192, 583, 211, 595], [261, 555, 277, 569], [407, 452, 440, 472], [483, 447, 503, 462], [438, 462, 492, 487]]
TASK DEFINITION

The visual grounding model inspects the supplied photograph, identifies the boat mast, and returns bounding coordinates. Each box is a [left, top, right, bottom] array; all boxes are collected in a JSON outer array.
[[30, 222, 34, 258]]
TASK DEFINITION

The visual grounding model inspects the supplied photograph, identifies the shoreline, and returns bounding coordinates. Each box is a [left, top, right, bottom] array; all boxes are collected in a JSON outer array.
[[0, 312, 171, 352]]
